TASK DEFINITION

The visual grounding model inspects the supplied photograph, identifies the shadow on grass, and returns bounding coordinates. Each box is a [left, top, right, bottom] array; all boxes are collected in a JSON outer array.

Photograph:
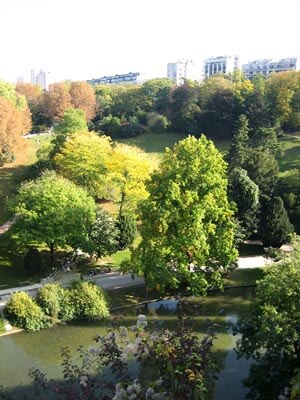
[[0, 165, 32, 224]]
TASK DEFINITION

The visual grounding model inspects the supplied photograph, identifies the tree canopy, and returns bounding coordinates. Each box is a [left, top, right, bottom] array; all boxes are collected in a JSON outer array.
[[54, 131, 112, 197], [12, 171, 96, 265], [131, 135, 237, 294], [235, 244, 300, 399]]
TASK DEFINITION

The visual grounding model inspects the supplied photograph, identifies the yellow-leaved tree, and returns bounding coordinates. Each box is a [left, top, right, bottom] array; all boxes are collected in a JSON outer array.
[[106, 143, 157, 215], [54, 131, 112, 197]]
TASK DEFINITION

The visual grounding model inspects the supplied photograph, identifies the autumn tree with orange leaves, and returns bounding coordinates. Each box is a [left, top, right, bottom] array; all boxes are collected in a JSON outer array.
[[0, 81, 31, 165], [69, 81, 96, 121], [42, 82, 72, 123]]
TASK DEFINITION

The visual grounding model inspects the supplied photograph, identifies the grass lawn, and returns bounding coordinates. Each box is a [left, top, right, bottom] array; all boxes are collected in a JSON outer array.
[[117, 132, 231, 157], [278, 131, 300, 172]]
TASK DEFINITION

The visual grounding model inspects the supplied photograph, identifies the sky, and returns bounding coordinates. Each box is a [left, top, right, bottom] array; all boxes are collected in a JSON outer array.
[[0, 0, 299, 84]]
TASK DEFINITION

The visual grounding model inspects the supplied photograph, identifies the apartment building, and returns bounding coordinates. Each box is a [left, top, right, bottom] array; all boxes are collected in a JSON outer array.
[[204, 55, 240, 78], [242, 57, 300, 79]]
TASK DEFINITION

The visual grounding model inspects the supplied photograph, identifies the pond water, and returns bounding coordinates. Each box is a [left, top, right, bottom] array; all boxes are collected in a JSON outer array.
[[0, 287, 254, 399]]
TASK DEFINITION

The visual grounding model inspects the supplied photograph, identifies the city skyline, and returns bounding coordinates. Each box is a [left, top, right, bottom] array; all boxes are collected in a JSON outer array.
[[0, 0, 299, 84]]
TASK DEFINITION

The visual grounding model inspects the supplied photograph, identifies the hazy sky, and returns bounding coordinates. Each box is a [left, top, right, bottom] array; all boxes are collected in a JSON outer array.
[[1, 0, 299, 84]]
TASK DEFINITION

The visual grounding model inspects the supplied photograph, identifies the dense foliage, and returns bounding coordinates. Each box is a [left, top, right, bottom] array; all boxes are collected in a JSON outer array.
[[4, 292, 50, 332], [234, 243, 300, 399], [69, 281, 109, 321], [12, 171, 96, 265], [88, 209, 120, 259], [116, 212, 137, 250], [131, 135, 237, 294]]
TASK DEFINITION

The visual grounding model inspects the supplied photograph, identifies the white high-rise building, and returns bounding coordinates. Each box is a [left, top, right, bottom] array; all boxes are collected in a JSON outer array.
[[204, 55, 240, 78], [30, 69, 35, 85], [35, 69, 47, 89], [167, 60, 199, 85], [243, 57, 300, 79]]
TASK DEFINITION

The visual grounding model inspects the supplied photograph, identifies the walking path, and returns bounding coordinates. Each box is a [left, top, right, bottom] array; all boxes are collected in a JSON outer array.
[[0, 215, 18, 236]]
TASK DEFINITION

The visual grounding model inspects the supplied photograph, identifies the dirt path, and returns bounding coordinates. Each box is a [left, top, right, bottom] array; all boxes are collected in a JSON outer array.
[[0, 215, 18, 236]]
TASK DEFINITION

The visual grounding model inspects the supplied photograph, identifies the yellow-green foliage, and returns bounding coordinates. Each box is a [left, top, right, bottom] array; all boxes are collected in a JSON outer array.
[[5, 292, 49, 331], [70, 282, 109, 321]]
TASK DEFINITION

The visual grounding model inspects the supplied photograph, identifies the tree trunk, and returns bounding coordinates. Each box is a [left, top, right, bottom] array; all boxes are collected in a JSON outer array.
[[49, 242, 55, 268]]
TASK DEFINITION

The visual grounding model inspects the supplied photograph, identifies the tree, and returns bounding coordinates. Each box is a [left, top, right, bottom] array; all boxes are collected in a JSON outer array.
[[259, 196, 293, 247], [226, 114, 250, 170], [250, 127, 282, 157], [235, 246, 300, 399], [146, 112, 169, 133], [88, 209, 119, 260], [50, 108, 89, 158], [139, 77, 174, 113], [0, 81, 31, 164], [169, 81, 201, 133], [116, 212, 137, 250], [229, 168, 260, 238], [54, 131, 112, 197], [69, 81, 96, 121], [266, 71, 300, 127], [106, 143, 156, 215], [12, 171, 96, 266], [54, 108, 88, 135], [276, 169, 300, 233], [42, 82, 72, 123], [244, 148, 279, 201], [131, 135, 237, 295]]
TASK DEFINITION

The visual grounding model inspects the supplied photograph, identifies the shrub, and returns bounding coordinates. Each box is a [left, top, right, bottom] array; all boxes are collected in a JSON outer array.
[[24, 247, 43, 274], [146, 112, 169, 133], [4, 292, 50, 332], [116, 213, 137, 250], [70, 282, 109, 321], [36, 283, 65, 318], [59, 289, 76, 322]]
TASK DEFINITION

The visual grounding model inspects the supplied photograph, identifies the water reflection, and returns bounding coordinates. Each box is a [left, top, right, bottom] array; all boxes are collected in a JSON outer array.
[[0, 288, 254, 399]]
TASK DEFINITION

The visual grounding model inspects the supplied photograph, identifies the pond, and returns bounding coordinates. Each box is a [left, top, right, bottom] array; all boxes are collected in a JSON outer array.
[[0, 287, 254, 399]]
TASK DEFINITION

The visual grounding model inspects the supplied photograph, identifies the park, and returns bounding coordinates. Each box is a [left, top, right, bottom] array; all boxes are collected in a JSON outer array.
[[0, 72, 300, 399]]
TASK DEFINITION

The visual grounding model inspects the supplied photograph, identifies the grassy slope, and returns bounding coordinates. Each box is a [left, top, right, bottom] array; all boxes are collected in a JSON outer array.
[[278, 131, 300, 172]]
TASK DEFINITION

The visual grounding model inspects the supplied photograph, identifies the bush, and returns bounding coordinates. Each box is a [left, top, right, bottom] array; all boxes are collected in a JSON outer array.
[[59, 289, 76, 322], [70, 282, 109, 321], [146, 112, 169, 133], [4, 292, 50, 332], [116, 213, 137, 250], [36, 283, 65, 318], [24, 247, 43, 274]]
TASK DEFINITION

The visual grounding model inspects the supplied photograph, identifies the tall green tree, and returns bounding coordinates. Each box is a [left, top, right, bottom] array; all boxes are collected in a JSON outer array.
[[259, 196, 293, 247], [226, 114, 250, 170], [12, 171, 96, 266], [229, 168, 260, 237], [88, 209, 119, 260], [131, 135, 237, 294]]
